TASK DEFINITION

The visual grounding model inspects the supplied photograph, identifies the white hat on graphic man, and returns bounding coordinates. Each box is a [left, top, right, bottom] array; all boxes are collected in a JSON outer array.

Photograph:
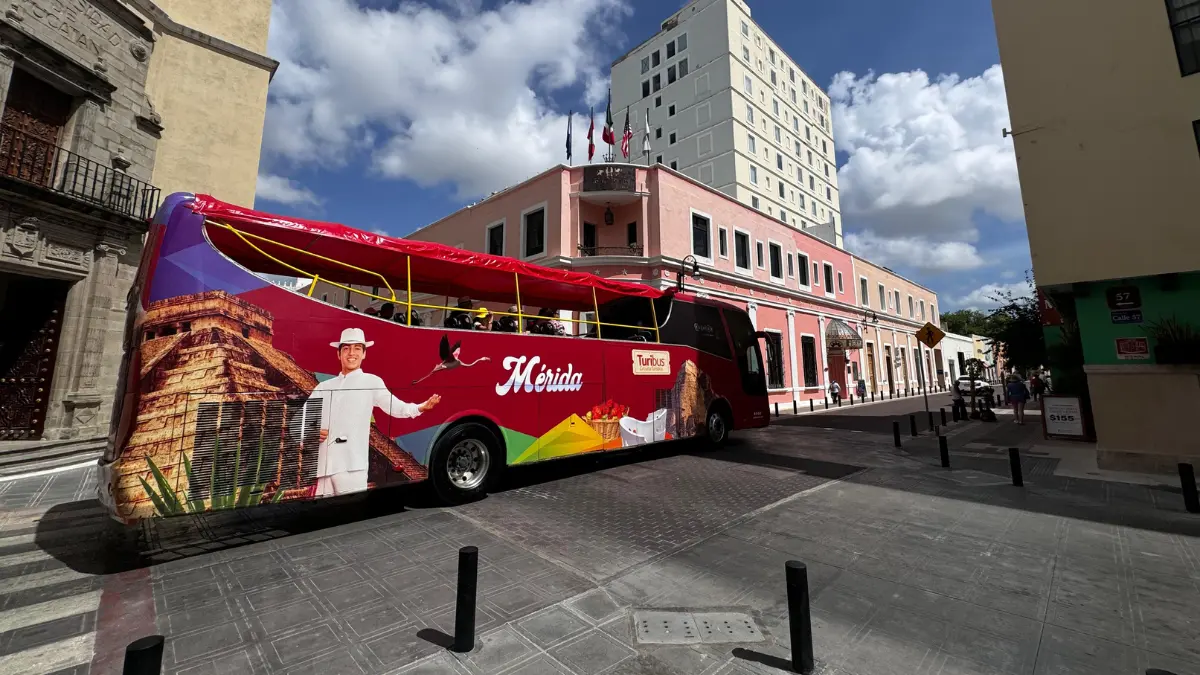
[[310, 328, 440, 497]]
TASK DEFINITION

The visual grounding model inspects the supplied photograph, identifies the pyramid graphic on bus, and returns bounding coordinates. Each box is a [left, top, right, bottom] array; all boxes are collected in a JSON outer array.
[[519, 414, 605, 464]]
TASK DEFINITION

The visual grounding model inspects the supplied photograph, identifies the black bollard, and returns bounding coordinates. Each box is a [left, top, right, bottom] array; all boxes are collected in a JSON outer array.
[[909, 414, 918, 437], [785, 561, 815, 674], [123, 635, 165, 675], [824, 397, 828, 409], [453, 546, 479, 653], [940, 407, 947, 426], [893, 421, 901, 448], [871, 392, 875, 402], [793, 400, 798, 415], [1008, 448, 1023, 487], [809, 399, 814, 412], [927, 411, 935, 431], [837, 396, 842, 408], [1180, 463, 1200, 514], [939, 434, 950, 468], [774, 402, 780, 418]]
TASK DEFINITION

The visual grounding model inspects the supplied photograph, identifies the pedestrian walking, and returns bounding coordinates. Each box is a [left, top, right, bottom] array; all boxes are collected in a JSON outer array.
[[1031, 374, 1045, 402], [830, 381, 841, 405], [1006, 374, 1030, 425]]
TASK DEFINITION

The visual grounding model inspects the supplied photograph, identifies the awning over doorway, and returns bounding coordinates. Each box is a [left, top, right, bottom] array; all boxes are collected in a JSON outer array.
[[825, 318, 864, 351]]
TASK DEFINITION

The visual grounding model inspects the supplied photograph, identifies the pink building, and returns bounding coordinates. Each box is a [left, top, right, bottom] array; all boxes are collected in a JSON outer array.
[[408, 163, 939, 406]]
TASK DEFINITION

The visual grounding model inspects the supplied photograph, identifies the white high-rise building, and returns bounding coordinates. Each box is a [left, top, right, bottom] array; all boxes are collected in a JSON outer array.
[[610, 0, 843, 248]]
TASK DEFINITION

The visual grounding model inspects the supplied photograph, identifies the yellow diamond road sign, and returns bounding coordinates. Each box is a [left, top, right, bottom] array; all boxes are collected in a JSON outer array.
[[915, 322, 946, 349]]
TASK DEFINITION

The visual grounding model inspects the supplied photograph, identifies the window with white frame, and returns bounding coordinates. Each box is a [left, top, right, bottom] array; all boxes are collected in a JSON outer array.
[[879, 283, 887, 309], [768, 242, 783, 280], [743, 75, 753, 94], [823, 263, 834, 293], [691, 211, 711, 259], [486, 221, 505, 256], [734, 231, 751, 270], [741, 20, 749, 36], [747, 133, 756, 153], [746, 105, 755, 124], [908, 295, 915, 318], [756, 240, 765, 268], [773, 99, 780, 116], [751, 195, 760, 209], [894, 290, 901, 313], [718, 227, 728, 258], [787, 252, 794, 277], [919, 300, 926, 320], [774, 126, 781, 142], [837, 272, 844, 293], [860, 277, 869, 306], [749, 164, 758, 184], [742, 45, 750, 61], [677, 33, 687, 51], [812, 262, 820, 286], [776, 154, 783, 171], [522, 207, 545, 258], [797, 253, 810, 286]]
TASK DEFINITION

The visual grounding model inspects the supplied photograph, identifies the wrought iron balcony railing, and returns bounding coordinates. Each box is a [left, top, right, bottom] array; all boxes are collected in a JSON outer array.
[[0, 124, 161, 221], [578, 244, 644, 257]]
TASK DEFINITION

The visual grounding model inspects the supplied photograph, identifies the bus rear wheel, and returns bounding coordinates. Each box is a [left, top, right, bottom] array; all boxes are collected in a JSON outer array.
[[429, 423, 499, 505], [704, 404, 731, 448]]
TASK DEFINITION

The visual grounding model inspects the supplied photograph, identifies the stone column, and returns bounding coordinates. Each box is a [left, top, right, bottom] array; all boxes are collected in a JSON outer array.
[[55, 239, 136, 440], [786, 310, 799, 403]]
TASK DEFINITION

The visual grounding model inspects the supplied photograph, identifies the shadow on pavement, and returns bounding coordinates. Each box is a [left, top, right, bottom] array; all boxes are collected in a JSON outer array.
[[774, 409, 946, 435], [32, 438, 702, 576]]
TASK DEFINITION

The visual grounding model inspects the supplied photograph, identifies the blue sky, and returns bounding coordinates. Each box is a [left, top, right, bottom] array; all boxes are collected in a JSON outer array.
[[257, 0, 1032, 311]]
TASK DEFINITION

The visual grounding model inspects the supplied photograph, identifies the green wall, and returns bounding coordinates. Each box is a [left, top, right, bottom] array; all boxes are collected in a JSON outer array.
[[1075, 271, 1200, 365]]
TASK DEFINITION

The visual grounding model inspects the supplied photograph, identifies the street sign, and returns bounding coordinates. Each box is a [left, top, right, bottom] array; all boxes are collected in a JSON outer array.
[[1106, 286, 1141, 311], [1110, 309, 1143, 324], [915, 322, 946, 349]]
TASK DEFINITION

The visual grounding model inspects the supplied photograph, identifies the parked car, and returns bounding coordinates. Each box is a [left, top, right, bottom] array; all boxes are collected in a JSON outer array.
[[954, 377, 993, 395]]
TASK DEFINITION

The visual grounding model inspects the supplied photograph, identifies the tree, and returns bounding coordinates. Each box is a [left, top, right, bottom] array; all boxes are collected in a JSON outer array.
[[941, 309, 994, 336], [987, 272, 1045, 375]]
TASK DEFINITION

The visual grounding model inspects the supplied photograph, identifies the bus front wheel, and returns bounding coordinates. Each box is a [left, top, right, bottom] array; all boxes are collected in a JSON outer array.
[[704, 404, 731, 448], [429, 423, 499, 505]]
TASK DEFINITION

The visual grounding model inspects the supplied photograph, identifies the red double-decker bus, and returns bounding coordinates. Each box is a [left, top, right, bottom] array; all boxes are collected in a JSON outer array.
[[97, 193, 769, 523]]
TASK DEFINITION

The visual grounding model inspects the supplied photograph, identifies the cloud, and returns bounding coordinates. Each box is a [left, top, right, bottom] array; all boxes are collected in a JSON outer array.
[[846, 231, 984, 273], [831, 65, 1021, 274], [255, 173, 321, 206], [262, 0, 629, 200], [947, 281, 1032, 311]]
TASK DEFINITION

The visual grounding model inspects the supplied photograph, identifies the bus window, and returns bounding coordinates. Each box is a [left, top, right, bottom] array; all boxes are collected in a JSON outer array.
[[596, 296, 672, 341], [659, 301, 732, 359], [723, 309, 767, 396]]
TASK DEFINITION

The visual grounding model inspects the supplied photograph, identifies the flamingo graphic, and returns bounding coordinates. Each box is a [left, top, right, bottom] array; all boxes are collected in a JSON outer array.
[[412, 334, 491, 385]]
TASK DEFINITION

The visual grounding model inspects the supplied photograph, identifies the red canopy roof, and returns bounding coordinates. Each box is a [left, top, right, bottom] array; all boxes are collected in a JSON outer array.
[[189, 195, 666, 312]]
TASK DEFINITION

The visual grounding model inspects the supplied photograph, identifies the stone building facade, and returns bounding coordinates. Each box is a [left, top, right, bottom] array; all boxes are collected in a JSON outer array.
[[0, 0, 160, 444]]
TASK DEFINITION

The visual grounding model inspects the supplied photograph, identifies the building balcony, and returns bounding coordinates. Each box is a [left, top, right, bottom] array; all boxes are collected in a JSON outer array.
[[577, 244, 645, 257], [0, 124, 161, 221]]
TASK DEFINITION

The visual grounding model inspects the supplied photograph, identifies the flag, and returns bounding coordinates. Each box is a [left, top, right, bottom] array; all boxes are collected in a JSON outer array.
[[566, 110, 572, 163], [620, 109, 632, 159], [587, 107, 595, 161], [643, 108, 652, 158], [601, 91, 615, 146]]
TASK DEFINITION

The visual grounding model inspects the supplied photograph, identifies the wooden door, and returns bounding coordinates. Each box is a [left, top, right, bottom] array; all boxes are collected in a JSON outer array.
[[0, 70, 73, 186]]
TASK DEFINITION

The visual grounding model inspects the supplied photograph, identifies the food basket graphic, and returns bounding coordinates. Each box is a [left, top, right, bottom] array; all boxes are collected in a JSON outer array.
[[584, 399, 627, 442]]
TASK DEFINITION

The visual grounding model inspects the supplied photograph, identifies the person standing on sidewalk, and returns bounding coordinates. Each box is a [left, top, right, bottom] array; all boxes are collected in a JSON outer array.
[[1006, 374, 1030, 425], [830, 380, 841, 405], [1031, 374, 1045, 402]]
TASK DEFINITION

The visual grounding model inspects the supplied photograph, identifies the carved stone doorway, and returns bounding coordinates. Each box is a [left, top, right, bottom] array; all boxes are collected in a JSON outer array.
[[0, 271, 70, 439]]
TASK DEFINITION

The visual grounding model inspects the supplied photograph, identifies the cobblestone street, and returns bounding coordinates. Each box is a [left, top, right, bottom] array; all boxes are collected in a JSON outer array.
[[0, 418, 1197, 675]]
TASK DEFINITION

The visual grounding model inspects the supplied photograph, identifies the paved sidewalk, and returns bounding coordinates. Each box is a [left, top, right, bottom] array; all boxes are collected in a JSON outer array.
[[0, 421, 1197, 674]]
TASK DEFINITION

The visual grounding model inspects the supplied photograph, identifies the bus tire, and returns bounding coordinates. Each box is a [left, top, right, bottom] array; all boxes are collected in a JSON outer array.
[[703, 403, 732, 448], [429, 422, 500, 505]]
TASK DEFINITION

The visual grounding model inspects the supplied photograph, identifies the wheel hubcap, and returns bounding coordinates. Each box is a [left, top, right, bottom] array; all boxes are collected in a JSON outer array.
[[708, 413, 725, 442], [446, 439, 489, 490]]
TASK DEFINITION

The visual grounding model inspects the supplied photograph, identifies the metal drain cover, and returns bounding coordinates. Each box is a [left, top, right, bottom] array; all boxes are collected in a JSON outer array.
[[634, 611, 763, 645]]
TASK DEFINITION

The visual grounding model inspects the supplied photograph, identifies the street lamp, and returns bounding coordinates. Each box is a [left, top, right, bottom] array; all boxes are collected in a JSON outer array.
[[675, 255, 701, 292]]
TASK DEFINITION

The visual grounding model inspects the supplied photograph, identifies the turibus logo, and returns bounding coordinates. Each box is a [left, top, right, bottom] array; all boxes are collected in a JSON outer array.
[[496, 356, 584, 395], [631, 349, 671, 375]]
